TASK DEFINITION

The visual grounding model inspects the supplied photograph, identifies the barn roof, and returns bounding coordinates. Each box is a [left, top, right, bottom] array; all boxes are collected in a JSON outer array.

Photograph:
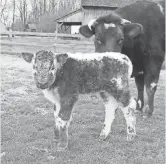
[[55, 9, 82, 25], [81, 0, 138, 7]]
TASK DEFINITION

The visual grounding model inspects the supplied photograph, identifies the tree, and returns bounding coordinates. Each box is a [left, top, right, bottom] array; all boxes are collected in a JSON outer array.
[[12, 0, 16, 29], [17, 0, 28, 30], [30, 0, 39, 22], [43, 0, 46, 13], [0, 0, 10, 25], [49, 0, 57, 13]]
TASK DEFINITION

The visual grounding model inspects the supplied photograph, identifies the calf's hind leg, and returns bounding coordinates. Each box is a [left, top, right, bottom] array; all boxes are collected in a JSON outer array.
[[54, 105, 60, 140], [99, 92, 118, 140], [120, 98, 137, 141]]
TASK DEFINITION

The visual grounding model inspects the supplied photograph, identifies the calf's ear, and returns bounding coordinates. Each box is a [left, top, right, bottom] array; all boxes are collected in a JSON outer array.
[[79, 25, 94, 38], [21, 52, 34, 63], [56, 53, 68, 66], [123, 23, 143, 38]]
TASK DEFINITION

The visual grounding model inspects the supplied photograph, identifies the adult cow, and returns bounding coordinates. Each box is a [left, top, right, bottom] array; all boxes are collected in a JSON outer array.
[[22, 50, 136, 151], [79, 0, 165, 118]]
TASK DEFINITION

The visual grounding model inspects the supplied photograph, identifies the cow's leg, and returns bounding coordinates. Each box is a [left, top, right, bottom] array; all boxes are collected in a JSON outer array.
[[121, 97, 137, 141], [99, 92, 118, 140], [144, 78, 158, 118], [144, 58, 163, 118], [135, 73, 144, 112], [56, 95, 78, 151]]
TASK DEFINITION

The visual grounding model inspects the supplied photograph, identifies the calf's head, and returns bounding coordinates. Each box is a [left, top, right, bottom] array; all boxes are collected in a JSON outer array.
[[22, 50, 68, 89], [79, 12, 143, 53]]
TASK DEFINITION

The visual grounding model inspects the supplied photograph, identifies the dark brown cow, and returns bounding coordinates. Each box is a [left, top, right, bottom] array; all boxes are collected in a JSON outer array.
[[79, 0, 165, 118], [22, 50, 136, 151]]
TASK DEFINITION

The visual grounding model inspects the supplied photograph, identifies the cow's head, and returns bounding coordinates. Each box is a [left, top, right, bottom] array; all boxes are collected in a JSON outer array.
[[22, 50, 68, 89], [79, 12, 143, 52]]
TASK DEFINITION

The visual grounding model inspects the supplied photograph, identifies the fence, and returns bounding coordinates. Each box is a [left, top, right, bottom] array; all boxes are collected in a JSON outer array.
[[0, 30, 81, 39], [0, 31, 94, 54], [1, 31, 56, 38], [0, 31, 164, 69]]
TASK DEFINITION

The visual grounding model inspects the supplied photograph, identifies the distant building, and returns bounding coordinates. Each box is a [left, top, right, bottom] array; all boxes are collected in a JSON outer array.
[[25, 23, 37, 32], [54, 0, 139, 35]]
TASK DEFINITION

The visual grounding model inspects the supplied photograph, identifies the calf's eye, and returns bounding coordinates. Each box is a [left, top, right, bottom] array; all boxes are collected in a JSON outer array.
[[118, 38, 124, 44], [96, 37, 102, 44]]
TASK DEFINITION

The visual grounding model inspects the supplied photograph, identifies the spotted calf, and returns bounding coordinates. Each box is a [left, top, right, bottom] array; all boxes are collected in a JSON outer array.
[[22, 50, 137, 151]]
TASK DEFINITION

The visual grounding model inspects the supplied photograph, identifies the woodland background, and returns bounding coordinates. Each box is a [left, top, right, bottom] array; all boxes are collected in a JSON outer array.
[[0, 0, 81, 32]]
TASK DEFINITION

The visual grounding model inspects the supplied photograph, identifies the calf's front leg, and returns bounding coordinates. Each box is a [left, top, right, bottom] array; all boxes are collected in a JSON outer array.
[[42, 89, 61, 140], [56, 117, 70, 151], [99, 92, 118, 140], [56, 95, 77, 151]]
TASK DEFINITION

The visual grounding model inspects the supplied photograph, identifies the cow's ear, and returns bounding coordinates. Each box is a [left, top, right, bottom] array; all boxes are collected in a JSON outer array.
[[79, 25, 94, 38], [123, 23, 143, 38], [22, 52, 34, 63], [56, 53, 68, 66]]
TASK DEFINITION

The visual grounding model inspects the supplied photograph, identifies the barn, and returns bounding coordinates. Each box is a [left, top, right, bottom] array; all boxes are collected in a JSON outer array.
[[54, 0, 138, 35], [25, 23, 37, 32]]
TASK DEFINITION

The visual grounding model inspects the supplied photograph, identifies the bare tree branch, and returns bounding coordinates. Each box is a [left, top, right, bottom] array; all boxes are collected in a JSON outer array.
[[0, 0, 8, 21], [12, 0, 16, 27], [17, 0, 28, 30]]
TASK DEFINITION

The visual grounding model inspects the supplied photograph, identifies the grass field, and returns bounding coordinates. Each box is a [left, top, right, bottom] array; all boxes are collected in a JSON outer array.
[[1, 53, 165, 164]]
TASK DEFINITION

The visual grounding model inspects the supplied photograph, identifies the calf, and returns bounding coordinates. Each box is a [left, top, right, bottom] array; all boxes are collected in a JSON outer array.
[[22, 50, 137, 151]]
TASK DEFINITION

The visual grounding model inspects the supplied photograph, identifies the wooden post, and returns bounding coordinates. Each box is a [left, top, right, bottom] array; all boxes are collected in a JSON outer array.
[[9, 29, 12, 39], [55, 22, 58, 40], [55, 30, 57, 40]]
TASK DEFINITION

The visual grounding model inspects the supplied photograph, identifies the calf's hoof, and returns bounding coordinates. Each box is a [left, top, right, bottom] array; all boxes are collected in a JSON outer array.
[[127, 134, 136, 141], [57, 142, 68, 151], [135, 109, 142, 113], [143, 113, 152, 119], [99, 131, 108, 141]]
